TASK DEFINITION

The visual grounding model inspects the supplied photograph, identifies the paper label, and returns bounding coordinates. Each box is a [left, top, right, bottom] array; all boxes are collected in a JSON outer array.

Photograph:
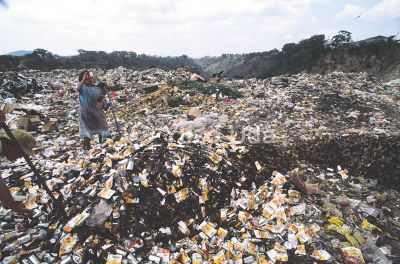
[[106, 254, 123, 264]]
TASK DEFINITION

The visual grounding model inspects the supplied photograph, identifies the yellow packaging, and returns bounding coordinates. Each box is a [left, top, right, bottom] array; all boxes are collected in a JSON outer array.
[[191, 253, 202, 264], [257, 255, 268, 264], [213, 250, 226, 264], [271, 171, 287, 186], [200, 222, 217, 238], [23, 200, 39, 210], [361, 219, 382, 232], [106, 254, 122, 264], [172, 165, 182, 178], [238, 211, 251, 223], [295, 245, 306, 255], [288, 190, 299, 198], [276, 253, 288, 262], [217, 228, 228, 239], [210, 153, 222, 164], [64, 214, 83, 233], [311, 250, 331, 261], [276, 208, 287, 222], [341, 247, 365, 264], [308, 224, 320, 235], [199, 190, 209, 204], [104, 157, 113, 168], [167, 185, 177, 194], [98, 188, 116, 199], [59, 234, 78, 256], [174, 188, 189, 203], [328, 217, 344, 227], [338, 170, 348, 179], [254, 230, 271, 239], [245, 241, 258, 255], [345, 233, 360, 247], [262, 205, 276, 220], [266, 224, 285, 234], [273, 243, 286, 253], [180, 250, 190, 264], [296, 230, 311, 244], [353, 231, 366, 245]]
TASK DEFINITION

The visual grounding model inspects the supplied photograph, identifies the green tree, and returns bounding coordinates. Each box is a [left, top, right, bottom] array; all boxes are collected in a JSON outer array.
[[331, 30, 352, 48], [32, 48, 55, 59], [282, 43, 297, 55]]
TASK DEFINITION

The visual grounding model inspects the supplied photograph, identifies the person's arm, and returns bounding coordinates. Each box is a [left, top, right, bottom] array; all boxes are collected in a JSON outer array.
[[77, 72, 88, 94], [98, 83, 107, 102], [0, 176, 31, 217], [101, 86, 107, 96], [77, 81, 84, 94]]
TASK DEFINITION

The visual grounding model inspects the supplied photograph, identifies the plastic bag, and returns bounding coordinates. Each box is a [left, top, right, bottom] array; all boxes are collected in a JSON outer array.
[[86, 199, 113, 227]]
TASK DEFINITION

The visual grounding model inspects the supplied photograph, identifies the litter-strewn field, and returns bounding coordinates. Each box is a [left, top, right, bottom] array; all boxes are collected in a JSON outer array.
[[1, 68, 399, 263]]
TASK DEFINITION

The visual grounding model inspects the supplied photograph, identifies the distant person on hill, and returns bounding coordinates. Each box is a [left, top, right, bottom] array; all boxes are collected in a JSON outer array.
[[77, 70, 110, 150]]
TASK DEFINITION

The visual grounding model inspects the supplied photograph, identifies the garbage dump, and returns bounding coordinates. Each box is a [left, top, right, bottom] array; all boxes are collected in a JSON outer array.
[[0, 68, 399, 263], [0, 72, 45, 98]]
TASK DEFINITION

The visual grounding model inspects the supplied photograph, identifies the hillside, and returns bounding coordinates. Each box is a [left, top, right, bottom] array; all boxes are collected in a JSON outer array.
[[0, 35, 399, 81], [5, 50, 32, 56], [197, 35, 400, 81], [312, 40, 400, 81]]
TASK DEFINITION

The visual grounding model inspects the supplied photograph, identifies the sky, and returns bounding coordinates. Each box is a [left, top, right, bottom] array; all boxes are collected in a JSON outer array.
[[0, 0, 399, 57]]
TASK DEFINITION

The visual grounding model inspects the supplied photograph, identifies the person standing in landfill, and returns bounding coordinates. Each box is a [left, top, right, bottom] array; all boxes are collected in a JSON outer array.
[[77, 70, 111, 150], [0, 111, 33, 217]]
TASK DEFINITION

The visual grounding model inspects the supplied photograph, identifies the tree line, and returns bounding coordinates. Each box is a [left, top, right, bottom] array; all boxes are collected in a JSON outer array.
[[1, 31, 398, 79], [0, 49, 198, 72]]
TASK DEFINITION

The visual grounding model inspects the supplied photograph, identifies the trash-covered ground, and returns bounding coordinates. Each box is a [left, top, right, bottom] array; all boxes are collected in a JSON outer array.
[[0, 68, 400, 263]]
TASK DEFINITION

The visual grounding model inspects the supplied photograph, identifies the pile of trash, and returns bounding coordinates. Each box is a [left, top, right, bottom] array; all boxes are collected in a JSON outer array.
[[200, 72, 400, 186], [177, 81, 243, 99], [0, 67, 200, 99], [0, 68, 399, 263], [140, 86, 216, 110], [0, 72, 46, 98]]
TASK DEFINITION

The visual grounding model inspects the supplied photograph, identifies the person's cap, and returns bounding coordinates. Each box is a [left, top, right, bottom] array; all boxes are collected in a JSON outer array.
[[0, 129, 36, 156]]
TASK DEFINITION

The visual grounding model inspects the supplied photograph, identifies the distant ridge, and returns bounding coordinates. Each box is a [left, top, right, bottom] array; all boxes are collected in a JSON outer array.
[[5, 50, 32, 56], [0, 34, 398, 81]]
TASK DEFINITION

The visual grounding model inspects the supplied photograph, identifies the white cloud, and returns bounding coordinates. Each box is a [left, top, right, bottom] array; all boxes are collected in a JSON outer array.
[[364, 0, 400, 19], [310, 16, 319, 23], [284, 34, 294, 40], [258, 16, 299, 33], [335, 0, 400, 21], [335, 4, 365, 19], [0, 0, 392, 57], [317, 28, 339, 39]]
